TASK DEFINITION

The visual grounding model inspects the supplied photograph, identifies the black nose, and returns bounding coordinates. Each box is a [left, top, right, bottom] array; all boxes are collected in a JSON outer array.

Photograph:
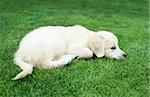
[[123, 54, 126, 58]]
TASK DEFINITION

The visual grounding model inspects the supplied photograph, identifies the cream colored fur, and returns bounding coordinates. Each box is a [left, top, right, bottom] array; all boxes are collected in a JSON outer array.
[[12, 25, 126, 80]]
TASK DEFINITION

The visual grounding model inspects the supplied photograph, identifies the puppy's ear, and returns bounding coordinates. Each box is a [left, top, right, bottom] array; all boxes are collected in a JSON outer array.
[[89, 35, 105, 58]]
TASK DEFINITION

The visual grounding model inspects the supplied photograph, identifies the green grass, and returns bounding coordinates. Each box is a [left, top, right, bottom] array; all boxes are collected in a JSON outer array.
[[0, 0, 149, 96]]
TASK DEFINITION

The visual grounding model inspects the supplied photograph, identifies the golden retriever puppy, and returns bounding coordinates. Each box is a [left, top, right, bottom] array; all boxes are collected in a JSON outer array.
[[12, 25, 126, 80]]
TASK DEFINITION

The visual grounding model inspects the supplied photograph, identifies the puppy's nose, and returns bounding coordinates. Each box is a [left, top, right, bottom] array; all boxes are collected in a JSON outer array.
[[123, 54, 126, 58]]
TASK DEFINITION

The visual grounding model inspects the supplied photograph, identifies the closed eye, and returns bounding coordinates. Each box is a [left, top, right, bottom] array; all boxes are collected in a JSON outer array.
[[111, 46, 116, 50]]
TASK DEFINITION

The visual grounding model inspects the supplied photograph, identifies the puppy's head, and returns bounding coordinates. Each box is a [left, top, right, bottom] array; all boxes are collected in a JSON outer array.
[[89, 31, 126, 60]]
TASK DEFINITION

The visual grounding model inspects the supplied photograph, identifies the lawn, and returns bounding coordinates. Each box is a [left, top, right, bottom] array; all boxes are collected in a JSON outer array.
[[0, 0, 149, 96]]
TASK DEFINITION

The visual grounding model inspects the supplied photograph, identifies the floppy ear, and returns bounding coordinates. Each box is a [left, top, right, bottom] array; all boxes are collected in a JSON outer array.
[[88, 35, 105, 58]]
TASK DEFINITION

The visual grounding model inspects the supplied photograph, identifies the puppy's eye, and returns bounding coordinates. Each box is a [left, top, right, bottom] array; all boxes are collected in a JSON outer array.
[[111, 46, 116, 50]]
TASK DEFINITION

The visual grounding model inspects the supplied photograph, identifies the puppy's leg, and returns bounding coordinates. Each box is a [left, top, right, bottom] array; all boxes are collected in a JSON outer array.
[[69, 48, 93, 59], [45, 55, 76, 68]]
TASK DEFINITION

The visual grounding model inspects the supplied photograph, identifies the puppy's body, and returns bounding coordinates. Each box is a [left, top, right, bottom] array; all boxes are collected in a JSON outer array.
[[16, 25, 92, 67], [13, 25, 126, 80]]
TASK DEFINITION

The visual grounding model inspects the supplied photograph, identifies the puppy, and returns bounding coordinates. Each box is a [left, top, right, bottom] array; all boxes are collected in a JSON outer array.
[[12, 25, 126, 80]]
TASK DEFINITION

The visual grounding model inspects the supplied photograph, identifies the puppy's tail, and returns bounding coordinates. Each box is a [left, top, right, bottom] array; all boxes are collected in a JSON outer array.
[[12, 53, 33, 80]]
